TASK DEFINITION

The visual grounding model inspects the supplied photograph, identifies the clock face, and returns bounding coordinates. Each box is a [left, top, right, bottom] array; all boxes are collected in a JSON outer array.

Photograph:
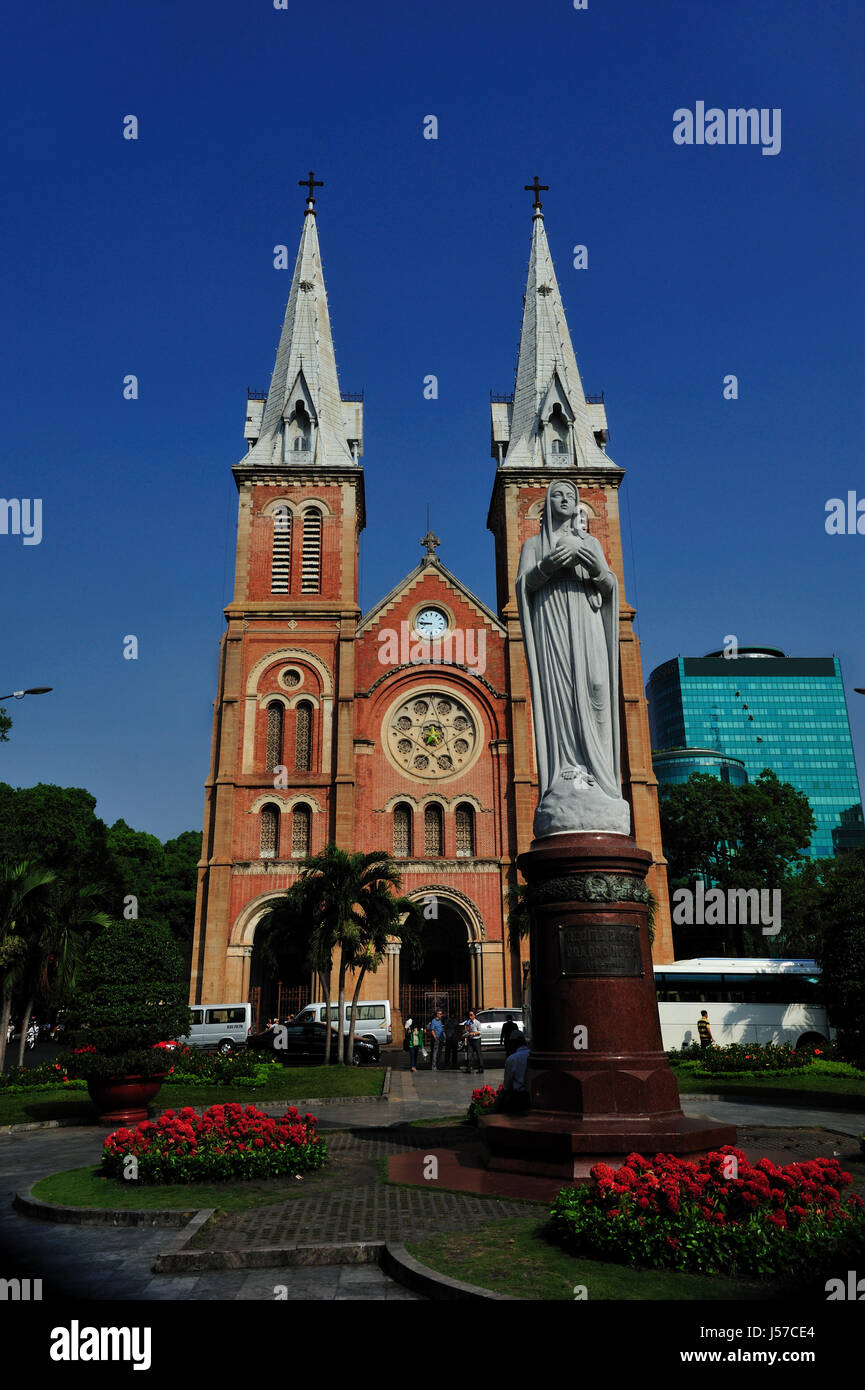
[[414, 607, 448, 639], [385, 691, 479, 779]]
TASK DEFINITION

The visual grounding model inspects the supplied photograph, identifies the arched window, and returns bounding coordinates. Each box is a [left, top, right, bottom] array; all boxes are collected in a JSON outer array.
[[301, 508, 322, 593], [424, 803, 443, 857], [551, 438, 566, 454], [295, 701, 312, 771], [291, 803, 311, 858], [286, 400, 311, 456], [265, 702, 284, 772], [271, 510, 291, 593], [455, 803, 475, 857], [393, 803, 412, 858], [260, 804, 280, 859]]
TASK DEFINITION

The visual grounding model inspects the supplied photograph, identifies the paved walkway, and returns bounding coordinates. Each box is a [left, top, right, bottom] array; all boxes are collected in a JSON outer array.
[[2, 1067, 863, 1301]]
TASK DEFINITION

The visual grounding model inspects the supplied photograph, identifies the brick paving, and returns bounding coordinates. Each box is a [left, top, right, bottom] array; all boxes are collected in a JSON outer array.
[[191, 1130, 548, 1249]]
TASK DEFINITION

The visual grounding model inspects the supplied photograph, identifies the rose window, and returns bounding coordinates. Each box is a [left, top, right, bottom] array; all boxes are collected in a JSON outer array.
[[386, 691, 479, 779]]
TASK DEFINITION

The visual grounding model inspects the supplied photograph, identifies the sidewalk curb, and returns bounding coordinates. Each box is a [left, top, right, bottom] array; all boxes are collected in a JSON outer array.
[[382, 1243, 513, 1300], [13, 1185, 199, 1228], [153, 1239, 386, 1273], [1, 1117, 92, 1136]]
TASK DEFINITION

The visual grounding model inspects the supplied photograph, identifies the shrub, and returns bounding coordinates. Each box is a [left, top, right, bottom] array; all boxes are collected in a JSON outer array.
[[158, 1046, 271, 1087], [467, 1084, 502, 1124], [550, 1147, 865, 1279], [0, 1060, 86, 1092], [697, 1042, 810, 1074], [63, 919, 191, 1079], [101, 1102, 327, 1184]]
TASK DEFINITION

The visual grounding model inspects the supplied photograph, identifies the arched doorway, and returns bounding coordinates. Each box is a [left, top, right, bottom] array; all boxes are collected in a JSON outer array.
[[248, 902, 312, 1028], [399, 896, 478, 1025]]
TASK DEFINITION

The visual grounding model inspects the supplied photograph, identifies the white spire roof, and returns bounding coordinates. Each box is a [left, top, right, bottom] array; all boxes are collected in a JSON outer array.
[[242, 202, 358, 469], [501, 210, 614, 471]]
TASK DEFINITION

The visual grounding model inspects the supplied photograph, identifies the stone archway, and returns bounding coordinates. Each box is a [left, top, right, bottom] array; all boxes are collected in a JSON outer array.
[[227, 892, 313, 1027], [400, 886, 485, 1022]]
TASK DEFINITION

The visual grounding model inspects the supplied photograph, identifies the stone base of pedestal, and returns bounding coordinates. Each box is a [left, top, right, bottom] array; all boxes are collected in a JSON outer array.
[[480, 1110, 738, 1181], [478, 830, 737, 1182]]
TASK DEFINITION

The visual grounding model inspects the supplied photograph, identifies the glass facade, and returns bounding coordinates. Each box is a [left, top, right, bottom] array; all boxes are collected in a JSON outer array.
[[653, 747, 748, 788], [647, 650, 863, 859]]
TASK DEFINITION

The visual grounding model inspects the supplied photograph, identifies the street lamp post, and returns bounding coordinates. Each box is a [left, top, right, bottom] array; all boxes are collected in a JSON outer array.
[[0, 688, 53, 700]]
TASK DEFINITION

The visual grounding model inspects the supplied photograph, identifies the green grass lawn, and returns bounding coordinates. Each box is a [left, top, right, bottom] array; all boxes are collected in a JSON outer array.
[[31, 1164, 306, 1214], [0, 1065, 385, 1128], [407, 1217, 782, 1301], [671, 1065, 865, 1100]]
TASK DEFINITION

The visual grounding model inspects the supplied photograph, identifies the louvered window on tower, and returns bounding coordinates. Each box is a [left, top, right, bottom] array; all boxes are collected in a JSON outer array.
[[424, 803, 443, 857], [295, 701, 312, 771], [271, 511, 291, 593], [393, 803, 412, 858], [260, 804, 279, 859], [301, 509, 322, 593], [265, 703, 284, 772], [291, 804, 311, 858], [455, 803, 475, 857]]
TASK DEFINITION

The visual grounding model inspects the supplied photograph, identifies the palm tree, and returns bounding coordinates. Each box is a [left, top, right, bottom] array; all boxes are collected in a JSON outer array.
[[14, 878, 111, 1067], [0, 861, 56, 1071], [263, 845, 418, 1065], [343, 882, 423, 1061]]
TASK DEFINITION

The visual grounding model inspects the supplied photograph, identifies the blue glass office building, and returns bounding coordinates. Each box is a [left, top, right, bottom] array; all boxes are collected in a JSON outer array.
[[646, 647, 863, 859]]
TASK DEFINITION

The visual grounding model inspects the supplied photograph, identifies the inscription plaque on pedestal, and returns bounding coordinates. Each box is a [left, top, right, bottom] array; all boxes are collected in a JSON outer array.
[[558, 921, 642, 978]]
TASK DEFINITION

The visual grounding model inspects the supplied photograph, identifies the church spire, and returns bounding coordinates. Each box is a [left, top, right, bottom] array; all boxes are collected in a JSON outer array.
[[241, 177, 361, 471], [493, 189, 613, 471]]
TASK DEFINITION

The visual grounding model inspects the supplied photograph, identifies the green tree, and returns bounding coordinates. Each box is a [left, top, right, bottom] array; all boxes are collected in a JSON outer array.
[[0, 861, 56, 1070], [342, 881, 422, 1060], [13, 878, 111, 1067], [105, 820, 201, 956], [659, 769, 816, 954], [0, 708, 11, 743], [0, 784, 111, 884], [65, 918, 192, 1076], [814, 849, 865, 1060]]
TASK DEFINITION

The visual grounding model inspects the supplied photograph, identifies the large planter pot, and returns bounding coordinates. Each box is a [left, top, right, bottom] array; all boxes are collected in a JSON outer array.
[[87, 1074, 166, 1125]]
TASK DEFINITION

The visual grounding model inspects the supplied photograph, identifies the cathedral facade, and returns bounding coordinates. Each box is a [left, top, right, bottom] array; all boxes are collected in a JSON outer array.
[[189, 184, 673, 1030]]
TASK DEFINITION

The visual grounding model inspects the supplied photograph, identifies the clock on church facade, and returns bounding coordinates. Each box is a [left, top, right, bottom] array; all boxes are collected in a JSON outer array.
[[188, 183, 673, 1035]]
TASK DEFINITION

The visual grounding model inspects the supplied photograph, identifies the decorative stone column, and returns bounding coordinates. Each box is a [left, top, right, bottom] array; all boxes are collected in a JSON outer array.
[[226, 944, 253, 1001], [468, 941, 484, 1009], [480, 833, 735, 1179]]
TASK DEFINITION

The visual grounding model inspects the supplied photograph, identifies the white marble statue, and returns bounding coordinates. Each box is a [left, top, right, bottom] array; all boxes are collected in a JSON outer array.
[[516, 479, 631, 838]]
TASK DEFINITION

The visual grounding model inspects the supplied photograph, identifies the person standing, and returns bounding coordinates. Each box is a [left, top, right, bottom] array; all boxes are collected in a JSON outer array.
[[405, 1017, 423, 1072], [697, 1010, 714, 1048], [427, 1009, 445, 1071], [500, 1014, 519, 1052], [464, 1010, 483, 1074]]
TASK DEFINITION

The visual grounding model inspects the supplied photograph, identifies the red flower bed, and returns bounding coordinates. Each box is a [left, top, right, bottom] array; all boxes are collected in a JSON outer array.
[[101, 1102, 327, 1184], [550, 1146, 865, 1278]]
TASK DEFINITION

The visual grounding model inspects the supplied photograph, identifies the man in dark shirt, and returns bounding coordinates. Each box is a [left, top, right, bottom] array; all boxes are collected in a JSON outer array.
[[697, 1010, 714, 1048], [500, 1014, 519, 1052]]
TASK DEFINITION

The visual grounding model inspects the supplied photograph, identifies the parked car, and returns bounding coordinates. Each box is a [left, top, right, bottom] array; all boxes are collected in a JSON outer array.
[[178, 1003, 253, 1056], [247, 1021, 380, 1067], [473, 1008, 527, 1048]]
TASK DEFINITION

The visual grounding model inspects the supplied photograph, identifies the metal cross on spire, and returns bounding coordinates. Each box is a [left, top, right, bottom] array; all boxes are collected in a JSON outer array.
[[299, 170, 323, 212], [524, 175, 549, 212]]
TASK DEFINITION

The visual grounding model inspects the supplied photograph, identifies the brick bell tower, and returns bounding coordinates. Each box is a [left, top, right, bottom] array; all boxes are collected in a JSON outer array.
[[487, 185, 673, 962], [190, 176, 365, 1005]]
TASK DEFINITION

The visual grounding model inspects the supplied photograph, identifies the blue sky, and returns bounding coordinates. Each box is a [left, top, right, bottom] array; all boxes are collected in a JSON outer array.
[[1, 0, 863, 841]]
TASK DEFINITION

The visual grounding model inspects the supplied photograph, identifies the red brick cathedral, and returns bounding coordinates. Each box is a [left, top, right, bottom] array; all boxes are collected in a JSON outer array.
[[190, 183, 673, 1030]]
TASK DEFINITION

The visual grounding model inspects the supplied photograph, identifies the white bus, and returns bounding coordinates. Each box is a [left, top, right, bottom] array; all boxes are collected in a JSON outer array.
[[653, 958, 833, 1052]]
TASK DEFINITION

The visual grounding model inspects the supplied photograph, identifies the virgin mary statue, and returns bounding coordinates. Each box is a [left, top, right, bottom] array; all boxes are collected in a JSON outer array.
[[516, 479, 631, 838]]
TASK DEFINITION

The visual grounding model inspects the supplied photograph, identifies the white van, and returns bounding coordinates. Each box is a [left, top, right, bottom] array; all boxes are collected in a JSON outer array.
[[294, 1000, 392, 1047], [180, 1003, 252, 1055]]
